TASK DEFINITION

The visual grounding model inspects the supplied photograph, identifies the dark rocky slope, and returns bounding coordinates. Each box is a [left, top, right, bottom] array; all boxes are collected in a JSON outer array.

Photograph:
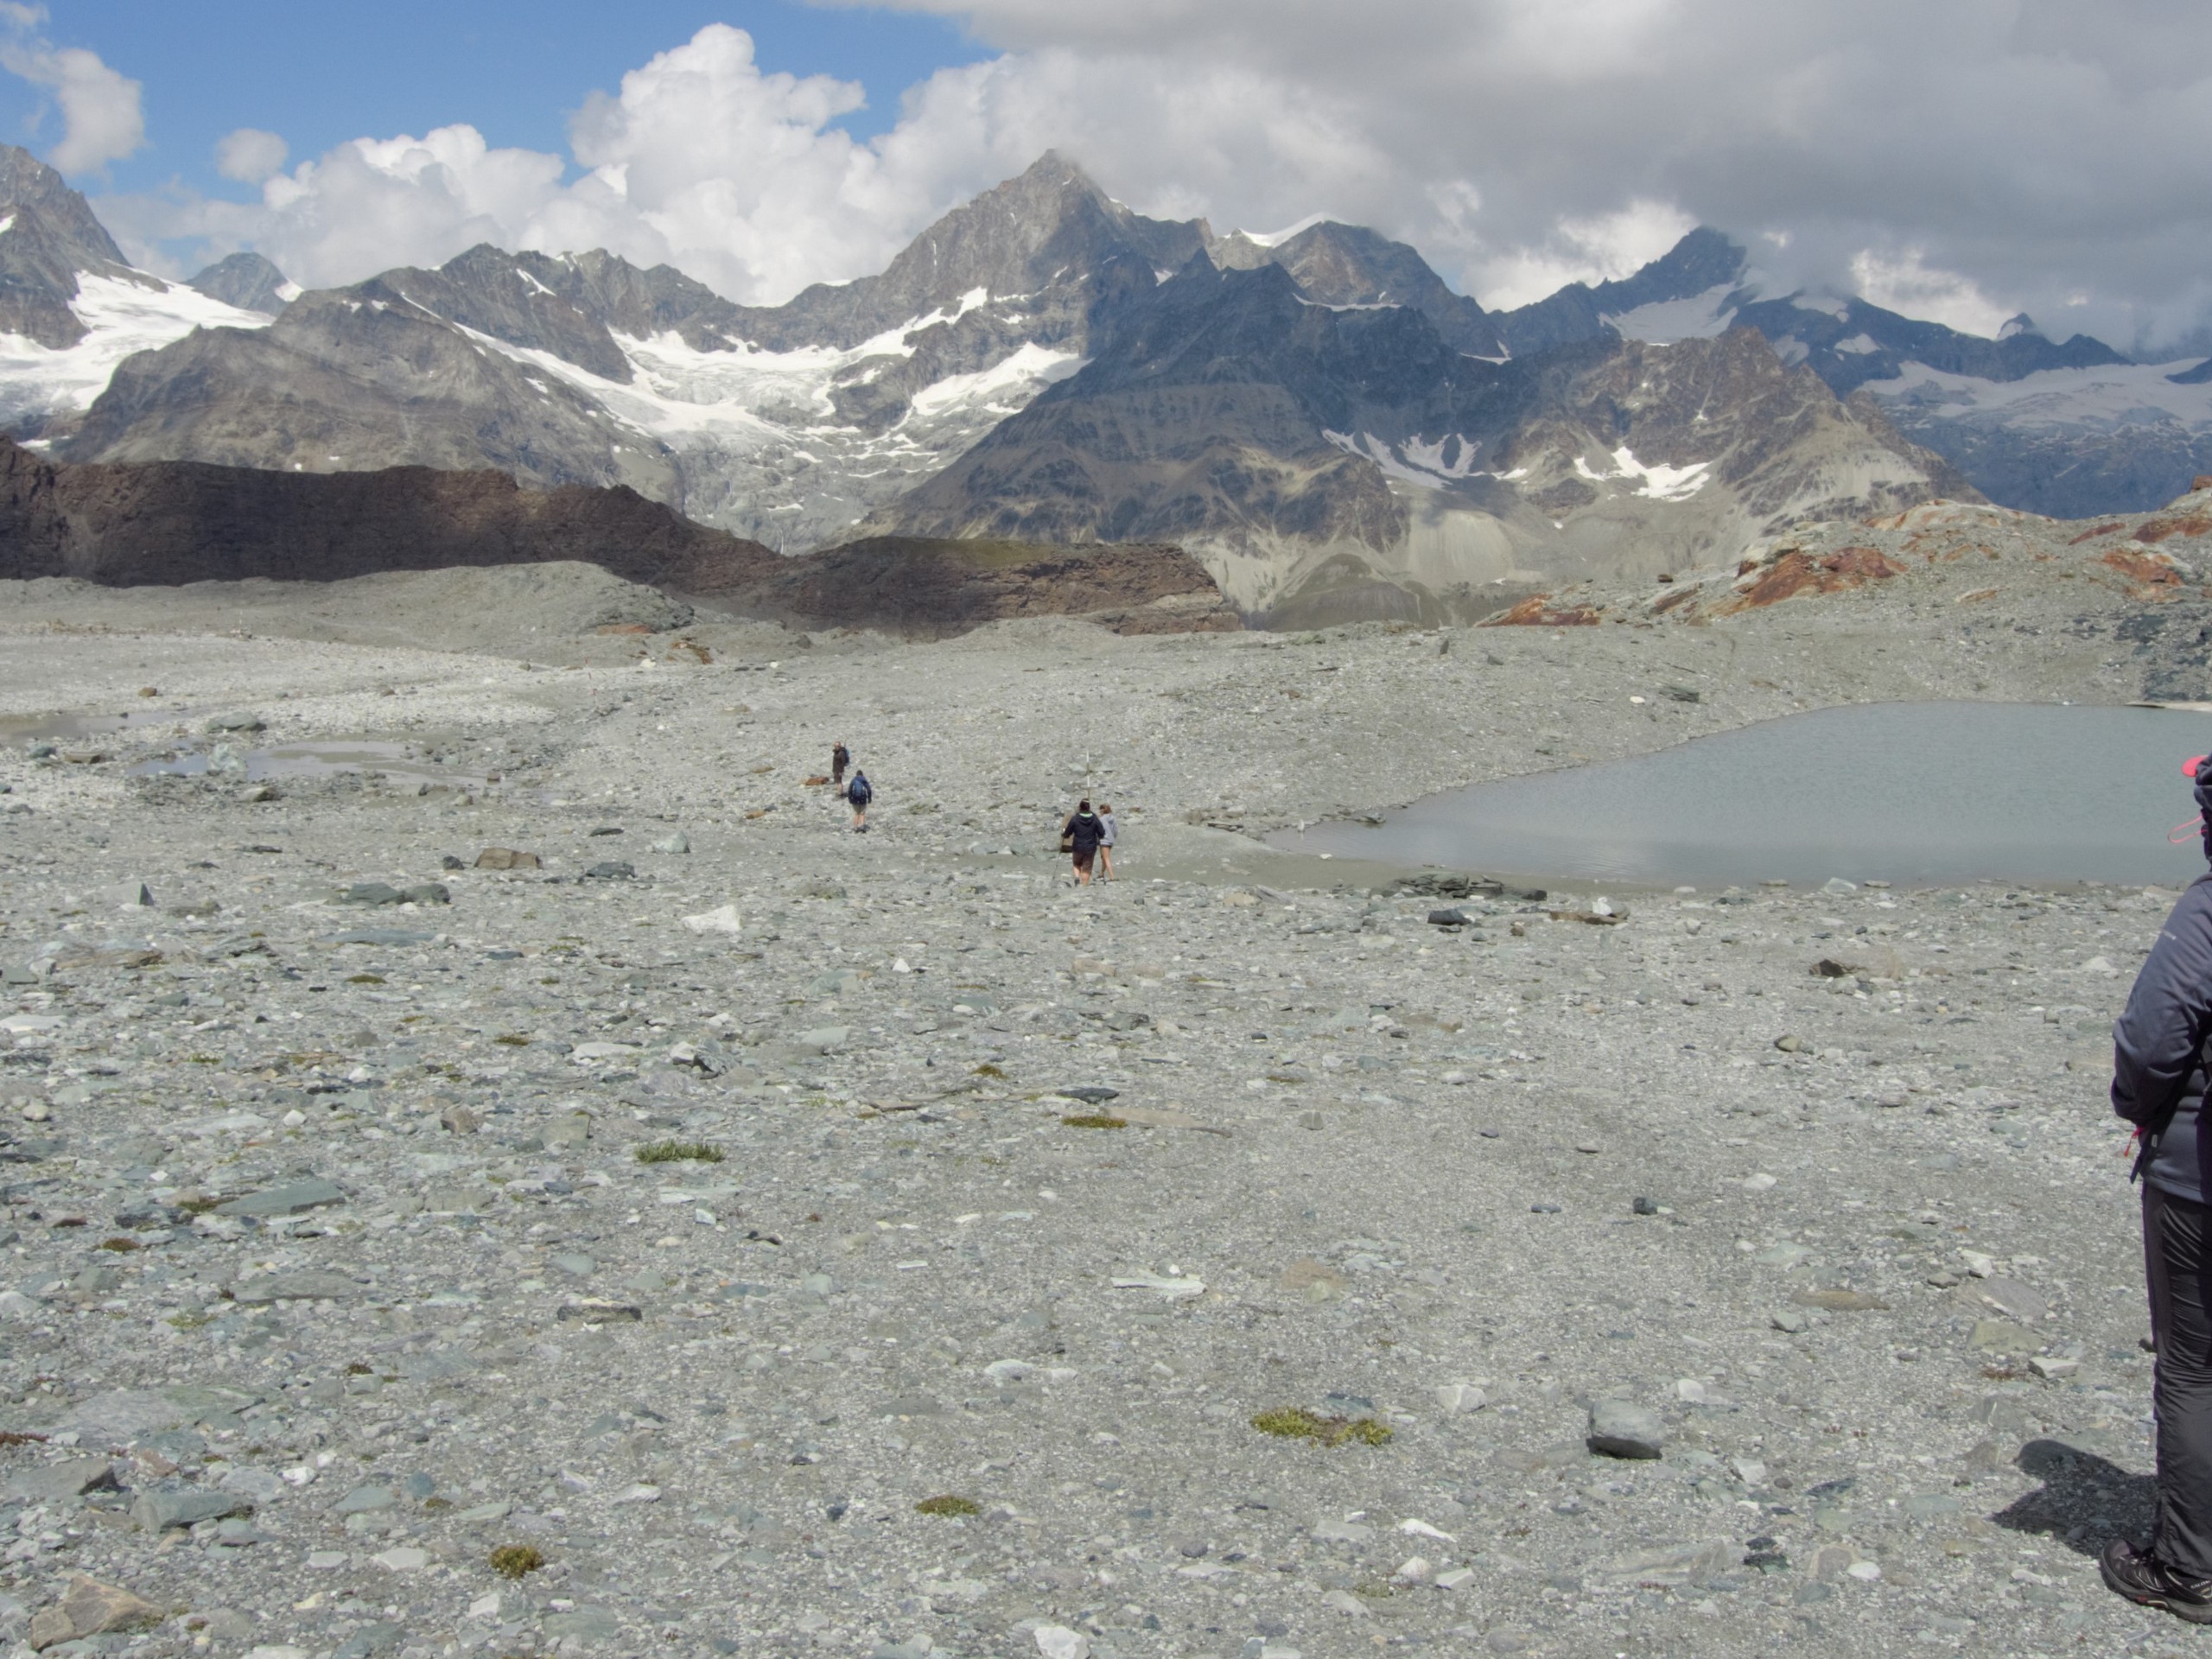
[[0, 440, 1230, 638], [731, 536, 1238, 638], [0, 435, 775, 592]]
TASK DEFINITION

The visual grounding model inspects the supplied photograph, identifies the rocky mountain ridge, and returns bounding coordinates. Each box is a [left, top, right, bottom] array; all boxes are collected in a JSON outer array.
[[868, 256, 1971, 616], [0, 143, 2194, 610]]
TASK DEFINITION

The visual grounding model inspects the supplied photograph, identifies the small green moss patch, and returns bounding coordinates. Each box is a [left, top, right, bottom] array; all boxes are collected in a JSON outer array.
[[914, 1494, 982, 1517], [972, 1063, 1007, 1078], [98, 1236, 141, 1253], [1251, 1407, 1394, 1447], [346, 974, 385, 985], [1061, 1114, 1127, 1129], [489, 1543, 544, 1579], [493, 1033, 531, 1046], [635, 1140, 724, 1164]]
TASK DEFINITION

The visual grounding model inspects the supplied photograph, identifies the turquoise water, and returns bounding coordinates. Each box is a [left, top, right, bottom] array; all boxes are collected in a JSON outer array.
[[1275, 702, 2212, 887]]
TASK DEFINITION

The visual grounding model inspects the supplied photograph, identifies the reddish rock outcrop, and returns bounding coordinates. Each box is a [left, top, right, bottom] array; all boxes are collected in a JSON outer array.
[[1713, 546, 1904, 615], [1478, 594, 1604, 627], [2101, 546, 2189, 599], [2133, 513, 2212, 545]]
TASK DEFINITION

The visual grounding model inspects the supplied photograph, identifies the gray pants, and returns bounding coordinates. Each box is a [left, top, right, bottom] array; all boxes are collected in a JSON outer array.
[[2147, 1181, 2212, 1577]]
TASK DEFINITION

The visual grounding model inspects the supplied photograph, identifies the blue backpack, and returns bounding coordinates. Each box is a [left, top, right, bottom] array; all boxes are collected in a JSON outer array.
[[848, 772, 873, 807]]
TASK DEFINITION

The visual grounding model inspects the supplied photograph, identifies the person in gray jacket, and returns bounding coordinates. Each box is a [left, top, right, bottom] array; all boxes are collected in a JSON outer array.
[[2106, 754, 2212, 1621]]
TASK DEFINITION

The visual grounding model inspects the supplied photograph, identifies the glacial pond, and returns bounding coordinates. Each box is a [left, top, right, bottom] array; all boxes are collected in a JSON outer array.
[[1274, 702, 2212, 888]]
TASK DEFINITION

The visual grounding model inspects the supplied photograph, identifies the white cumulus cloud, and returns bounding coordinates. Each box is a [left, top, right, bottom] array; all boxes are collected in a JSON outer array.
[[214, 128, 287, 184], [86, 3, 2212, 349], [0, 5, 144, 175]]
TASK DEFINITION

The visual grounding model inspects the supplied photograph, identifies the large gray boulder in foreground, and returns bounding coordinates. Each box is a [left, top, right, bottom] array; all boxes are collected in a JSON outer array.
[[1588, 1398, 1667, 1459]]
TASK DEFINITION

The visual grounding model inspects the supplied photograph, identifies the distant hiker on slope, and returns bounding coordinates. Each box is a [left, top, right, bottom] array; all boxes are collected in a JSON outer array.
[[832, 741, 849, 789], [1096, 802, 1118, 881], [2104, 753, 2212, 1623], [1061, 799, 1106, 886], [846, 767, 872, 832]]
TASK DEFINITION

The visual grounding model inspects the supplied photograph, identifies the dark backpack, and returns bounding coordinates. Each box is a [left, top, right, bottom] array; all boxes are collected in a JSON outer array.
[[848, 772, 873, 807]]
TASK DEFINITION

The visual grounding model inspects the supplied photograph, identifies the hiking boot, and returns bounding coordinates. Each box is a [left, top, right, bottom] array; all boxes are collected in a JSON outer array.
[[2101, 1538, 2212, 1623]]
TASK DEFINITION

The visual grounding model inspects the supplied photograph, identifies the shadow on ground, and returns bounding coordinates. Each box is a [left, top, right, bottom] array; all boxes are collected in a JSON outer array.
[[1990, 1438, 2157, 1557]]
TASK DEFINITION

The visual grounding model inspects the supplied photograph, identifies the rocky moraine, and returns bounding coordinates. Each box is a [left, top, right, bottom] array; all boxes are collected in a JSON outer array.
[[0, 530, 2204, 1659]]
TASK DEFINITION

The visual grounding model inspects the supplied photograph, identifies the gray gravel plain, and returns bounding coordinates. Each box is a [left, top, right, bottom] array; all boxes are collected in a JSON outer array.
[[0, 543, 2204, 1659]]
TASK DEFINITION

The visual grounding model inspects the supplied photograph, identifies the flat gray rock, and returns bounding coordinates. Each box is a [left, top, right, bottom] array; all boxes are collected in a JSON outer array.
[[215, 1179, 346, 1217], [1587, 1399, 1666, 1459], [229, 1270, 362, 1303], [132, 1486, 249, 1530], [4, 1457, 117, 1502]]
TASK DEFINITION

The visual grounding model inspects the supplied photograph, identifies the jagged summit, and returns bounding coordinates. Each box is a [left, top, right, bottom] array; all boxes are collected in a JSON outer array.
[[0, 143, 155, 347], [1212, 219, 1503, 356], [738, 149, 1206, 353], [187, 251, 295, 317]]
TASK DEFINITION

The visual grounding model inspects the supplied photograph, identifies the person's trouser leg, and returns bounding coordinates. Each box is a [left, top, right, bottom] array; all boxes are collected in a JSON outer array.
[[2149, 1181, 2212, 1577]]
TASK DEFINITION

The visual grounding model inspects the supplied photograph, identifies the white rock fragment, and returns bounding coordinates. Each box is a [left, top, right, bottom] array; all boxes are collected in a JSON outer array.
[[1110, 1272, 1205, 1297], [1033, 1625, 1089, 1659], [681, 903, 742, 935]]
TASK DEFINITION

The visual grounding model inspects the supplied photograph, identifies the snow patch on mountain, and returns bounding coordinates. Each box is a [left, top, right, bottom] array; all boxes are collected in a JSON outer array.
[[1576, 445, 1712, 501], [1604, 283, 1739, 345], [1790, 294, 1852, 321], [1234, 213, 1330, 251], [448, 308, 1089, 544], [1868, 359, 2212, 432], [0, 271, 274, 430], [1325, 429, 1498, 489], [908, 342, 1084, 419]]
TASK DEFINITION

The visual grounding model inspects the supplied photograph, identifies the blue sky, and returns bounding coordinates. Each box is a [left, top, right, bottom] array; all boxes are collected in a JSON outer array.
[[0, 2, 985, 200]]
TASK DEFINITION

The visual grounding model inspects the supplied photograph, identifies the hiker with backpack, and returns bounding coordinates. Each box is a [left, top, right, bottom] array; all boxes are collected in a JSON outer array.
[[2105, 753, 2212, 1621], [1060, 799, 1106, 886], [846, 767, 872, 832]]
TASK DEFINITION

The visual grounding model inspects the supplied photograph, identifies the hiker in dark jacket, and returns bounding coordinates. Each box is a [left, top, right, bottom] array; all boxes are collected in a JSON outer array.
[[831, 741, 849, 788], [2106, 754, 2212, 1621], [846, 768, 872, 832], [1062, 800, 1105, 886]]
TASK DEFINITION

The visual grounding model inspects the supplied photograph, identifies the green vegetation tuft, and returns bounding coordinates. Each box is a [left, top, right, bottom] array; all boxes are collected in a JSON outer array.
[[493, 1033, 531, 1047], [635, 1140, 724, 1164], [489, 1544, 544, 1579], [346, 974, 385, 985], [914, 1494, 982, 1517], [971, 1063, 1007, 1078], [1061, 1114, 1127, 1129], [1250, 1407, 1394, 1447]]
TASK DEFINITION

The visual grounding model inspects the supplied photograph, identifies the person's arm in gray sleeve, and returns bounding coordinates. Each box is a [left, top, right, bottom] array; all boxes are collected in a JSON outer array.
[[2113, 887, 2212, 1126]]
